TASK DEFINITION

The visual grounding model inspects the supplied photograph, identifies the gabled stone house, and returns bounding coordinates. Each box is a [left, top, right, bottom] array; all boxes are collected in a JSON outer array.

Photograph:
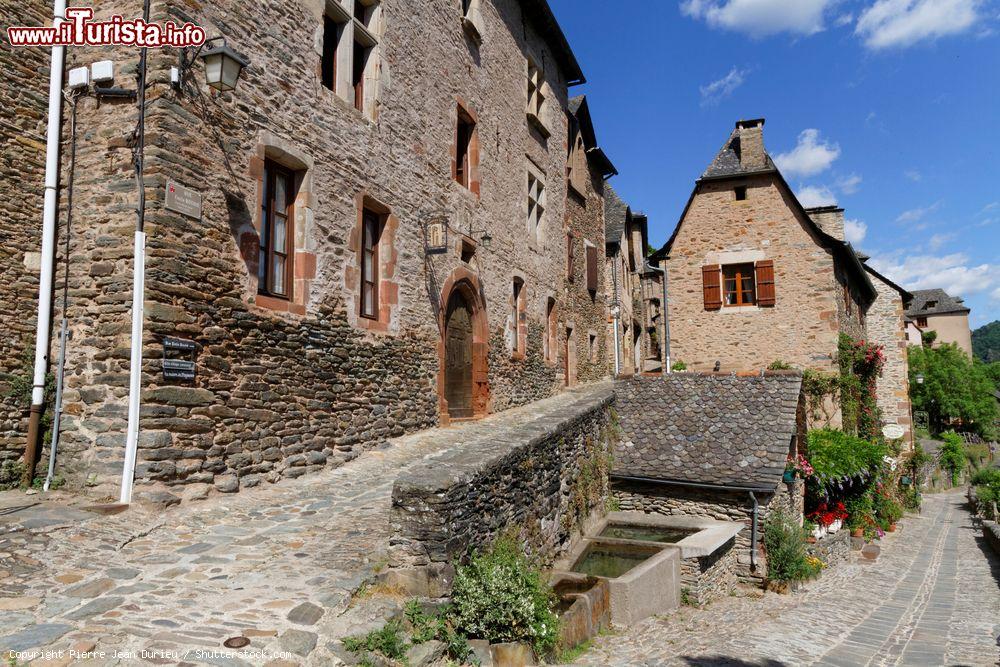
[[905, 289, 974, 357], [651, 119, 877, 378], [5, 0, 618, 498]]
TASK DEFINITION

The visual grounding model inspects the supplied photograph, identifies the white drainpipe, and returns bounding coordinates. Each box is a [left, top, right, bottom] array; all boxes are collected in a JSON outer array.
[[23, 0, 68, 485]]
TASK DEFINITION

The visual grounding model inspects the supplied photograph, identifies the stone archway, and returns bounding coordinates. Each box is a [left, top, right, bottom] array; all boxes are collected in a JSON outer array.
[[438, 268, 489, 425]]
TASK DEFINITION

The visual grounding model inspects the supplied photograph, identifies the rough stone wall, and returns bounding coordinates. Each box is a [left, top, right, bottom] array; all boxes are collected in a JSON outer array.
[[834, 261, 867, 344], [0, 0, 50, 464], [867, 273, 913, 449], [23, 0, 611, 495], [806, 527, 851, 568], [389, 386, 615, 567], [565, 168, 610, 386], [665, 175, 843, 374], [612, 479, 804, 585], [679, 537, 738, 605], [605, 238, 636, 375]]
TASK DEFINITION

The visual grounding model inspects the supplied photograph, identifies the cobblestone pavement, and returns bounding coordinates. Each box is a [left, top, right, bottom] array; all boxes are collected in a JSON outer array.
[[578, 491, 1000, 667], [0, 386, 607, 667]]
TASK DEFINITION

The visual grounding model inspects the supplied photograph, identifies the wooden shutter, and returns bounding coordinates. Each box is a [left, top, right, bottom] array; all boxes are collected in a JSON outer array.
[[586, 245, 598, 292], [756, 260, 775, 307], [702, 264, 722, 310]]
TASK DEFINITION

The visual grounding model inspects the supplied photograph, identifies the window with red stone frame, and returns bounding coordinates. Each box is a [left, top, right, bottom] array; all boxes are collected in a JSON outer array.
[[259, 160, 295, 300], [360, 208, 381, 319]]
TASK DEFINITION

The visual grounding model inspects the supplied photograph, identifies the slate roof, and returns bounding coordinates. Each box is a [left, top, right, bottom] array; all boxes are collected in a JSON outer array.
[[518, 1, 585, 85], [605, 185, 629, 245], [702, 128, 778, 180], [612, 373, 803, 490], [906, 289, 970, 316]]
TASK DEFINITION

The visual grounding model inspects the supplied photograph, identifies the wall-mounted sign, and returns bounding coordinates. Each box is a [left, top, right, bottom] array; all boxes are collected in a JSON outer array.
[[165, 180, 202, 220], [882, 424, 905, 440], [162, 337, 198, 382], [424, 217, 449, 255]]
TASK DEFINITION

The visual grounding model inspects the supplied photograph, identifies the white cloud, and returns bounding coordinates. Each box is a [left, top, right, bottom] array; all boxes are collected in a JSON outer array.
[[868, 251, 996, 298], [895, 201, 942, 224], [774, 129, 842, 178], [835, 12, 855, 26], [928, 233, 955, 251], [700, 67, 751, 106], [844, 219, 868, 244], [981, 201, 999, 214], [856, 0, 983, 50], [837, 173, 863, 195], [680, 0, 837, 37], [797, 185, 838, 208], [992, 285, 1000, 302], [904, 169, 922, 182]]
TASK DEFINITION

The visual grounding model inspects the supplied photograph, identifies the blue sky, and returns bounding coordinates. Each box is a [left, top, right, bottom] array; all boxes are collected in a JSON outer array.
[[550, 0, 1000, 328]]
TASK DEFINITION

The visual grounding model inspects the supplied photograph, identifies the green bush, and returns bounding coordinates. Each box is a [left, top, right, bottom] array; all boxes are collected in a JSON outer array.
[[768, 360, 792, 370], [451, 536, 559, 656], [343, 619, 408, 662], [671, 361, 688, 371], [845, 494, 874, 531], [805, 429, 886, 484], [971, 468, 1000, 505], [764, 509, 821, 583], [0, 459, 26, 491], [402, 600, 474, 664], [938, 431, 967, 485]]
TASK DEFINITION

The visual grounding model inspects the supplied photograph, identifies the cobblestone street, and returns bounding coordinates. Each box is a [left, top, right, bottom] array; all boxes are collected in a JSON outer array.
[[579, 491, 1000, 667], [3, 409, 998, 667]]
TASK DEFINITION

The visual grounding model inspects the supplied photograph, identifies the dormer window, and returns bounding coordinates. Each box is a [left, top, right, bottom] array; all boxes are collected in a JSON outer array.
[[734, 186, 747, 201], [926, 300, 937, 308]]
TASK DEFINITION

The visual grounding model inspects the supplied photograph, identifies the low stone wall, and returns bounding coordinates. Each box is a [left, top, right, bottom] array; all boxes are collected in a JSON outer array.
[[984, 522, 1000, 557], [389, 385, 616, 567], [680, 537, 738, 605], [806, 528, 851, 568]]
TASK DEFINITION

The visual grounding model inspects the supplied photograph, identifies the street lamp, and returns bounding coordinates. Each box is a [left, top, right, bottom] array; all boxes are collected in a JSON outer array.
[[915, 373, 925, 385], [199, 39, 250, 92]]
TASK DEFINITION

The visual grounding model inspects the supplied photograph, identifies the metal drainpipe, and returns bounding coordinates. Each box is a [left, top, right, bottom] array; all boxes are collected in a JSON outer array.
[[23, 0, 68, 487], [610, 251, 622, 376], [644, 261, 670, 375], [749, 491, 759, 571]]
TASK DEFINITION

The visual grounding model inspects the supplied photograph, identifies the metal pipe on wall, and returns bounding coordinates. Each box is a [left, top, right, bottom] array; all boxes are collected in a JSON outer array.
[[23, 0, 68, 486]]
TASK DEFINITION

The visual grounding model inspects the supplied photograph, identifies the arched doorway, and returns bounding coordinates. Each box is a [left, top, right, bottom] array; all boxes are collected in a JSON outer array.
[[437, 268, 489, 424], [444, 290, 474, 419]]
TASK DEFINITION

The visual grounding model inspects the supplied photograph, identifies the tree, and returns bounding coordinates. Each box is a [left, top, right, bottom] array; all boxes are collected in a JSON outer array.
[[972, 320, 1000, 362], [908, 343, 998, 439]]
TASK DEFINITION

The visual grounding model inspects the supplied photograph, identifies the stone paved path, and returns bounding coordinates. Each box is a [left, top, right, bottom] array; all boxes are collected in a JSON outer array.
[[0, 386, 607, 667], [577, 491, 1000, 667]]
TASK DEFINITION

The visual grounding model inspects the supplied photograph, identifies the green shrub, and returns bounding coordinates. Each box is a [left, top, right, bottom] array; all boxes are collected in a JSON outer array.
[[451, 536, 559, 657], [845, 494, 874, 531], [971, 468, 1000, 505], [671, 361, 687, 372], [805, 429, 886, 484], [938, 431, 966, 485], [343, 619, 408, 661], [767, 360, 792, 370], [403, 601, 474, 664], [0, 459, 26, 491], [764, 509, 821, 583]]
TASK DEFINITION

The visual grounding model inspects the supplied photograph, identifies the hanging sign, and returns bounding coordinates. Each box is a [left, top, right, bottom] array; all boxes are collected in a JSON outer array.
[[882, 424, 905, 440], [424, 217, 449, 254]]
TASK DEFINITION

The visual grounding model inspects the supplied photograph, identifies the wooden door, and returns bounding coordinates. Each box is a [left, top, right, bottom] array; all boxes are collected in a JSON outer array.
[[445, 292, 474, 419]]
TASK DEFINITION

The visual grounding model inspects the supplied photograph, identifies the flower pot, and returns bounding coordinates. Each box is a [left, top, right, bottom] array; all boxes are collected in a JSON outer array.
[[887, 524, 897, 532], [827, 519, 842, 534], [811, 526, 826, 541], [783, 470, 795, 483], [851, 528, 864, 538], [806, 536, 817, 544]]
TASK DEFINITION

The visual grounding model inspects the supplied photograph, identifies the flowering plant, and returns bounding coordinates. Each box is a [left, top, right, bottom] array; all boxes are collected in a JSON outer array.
[[807, 501, 848, 527], [785, 454, 815, 478]]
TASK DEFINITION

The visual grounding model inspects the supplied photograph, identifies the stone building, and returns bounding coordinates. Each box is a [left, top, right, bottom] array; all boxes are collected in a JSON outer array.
[[6, 0, 617, 498], [0, 0, 51, 468], [861, 259, 914, 449], [604, 187, 660, 375], [651, 119, 876, 376], [612, 372, 806, 585], [905, 289, 974, 357]]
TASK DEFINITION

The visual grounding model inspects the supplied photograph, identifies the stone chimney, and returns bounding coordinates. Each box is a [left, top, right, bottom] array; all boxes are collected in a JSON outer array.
[[805, 206, 846, 242], [736, 118, 767, 171]]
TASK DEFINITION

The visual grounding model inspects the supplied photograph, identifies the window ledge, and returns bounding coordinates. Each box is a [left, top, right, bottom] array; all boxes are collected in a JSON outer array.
[[526, 112, 551, 139], [719, 305, 761, 314]]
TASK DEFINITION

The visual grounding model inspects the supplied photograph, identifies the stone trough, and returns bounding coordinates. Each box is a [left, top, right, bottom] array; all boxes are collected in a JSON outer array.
[[551, 511, 743, 628]]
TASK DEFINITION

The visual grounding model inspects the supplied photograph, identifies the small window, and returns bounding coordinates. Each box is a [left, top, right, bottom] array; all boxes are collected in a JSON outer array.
[[585, 244, 599, 293], [925, 300, 937, 309], [527, 163, 545, 245], [352, 40, 368, 111], [460, 237, 476, 263], [589, 333, 598, 362], [321, 15, 341, 91], [566, 232, 575, 282], [917, 317, 928, 328], [545, 298, 556, 362], [734, 186, 747, 201], [512, 278, 525, 357], [567, 115, 587, 196], [461, 0, 483, 42], [722, 263, 756, 307], [360, 208, 382, 319], [455, 107, 476, 190], [526, 59, 547, 135], [259, 160, 296, 299]]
